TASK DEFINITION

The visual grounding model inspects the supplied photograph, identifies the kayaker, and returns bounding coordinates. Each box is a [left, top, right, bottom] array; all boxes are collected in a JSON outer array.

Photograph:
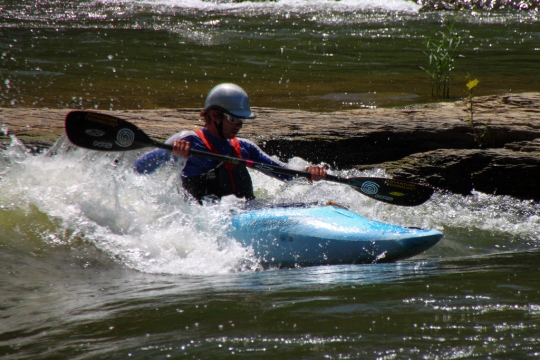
[[134, 83, 327, 202]]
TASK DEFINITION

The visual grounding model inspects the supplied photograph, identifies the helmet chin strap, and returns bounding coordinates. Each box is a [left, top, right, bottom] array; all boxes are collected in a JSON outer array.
[[214, 119, 225, 139], [208, 110, 226, 139]]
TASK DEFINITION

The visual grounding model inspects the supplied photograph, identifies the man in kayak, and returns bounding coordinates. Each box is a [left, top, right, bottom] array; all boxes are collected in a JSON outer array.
[[134, 83, 326, 202]]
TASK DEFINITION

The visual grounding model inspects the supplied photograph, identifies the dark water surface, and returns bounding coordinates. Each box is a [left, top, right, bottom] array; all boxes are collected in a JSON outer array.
[[3, 247, 540, 359], [1, 1, 540, 359], [0, 0, 539, 111]]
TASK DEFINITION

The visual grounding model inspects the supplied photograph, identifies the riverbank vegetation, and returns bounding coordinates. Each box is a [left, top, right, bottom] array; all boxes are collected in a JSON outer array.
[[420, 23, 463, 99]]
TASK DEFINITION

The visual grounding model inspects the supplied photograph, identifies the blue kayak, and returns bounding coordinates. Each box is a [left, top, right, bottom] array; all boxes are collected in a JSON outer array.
[[229, 204, 443, 267]]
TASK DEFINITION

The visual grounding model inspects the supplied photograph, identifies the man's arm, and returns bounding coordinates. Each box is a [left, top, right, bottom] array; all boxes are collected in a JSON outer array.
[[240, 139, 326, 181], [133, 149, 172, 174], [134, 131, 193, 174]]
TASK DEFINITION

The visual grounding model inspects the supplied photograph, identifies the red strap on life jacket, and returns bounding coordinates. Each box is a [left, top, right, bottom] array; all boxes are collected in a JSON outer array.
[[194, 129, 242, 193]]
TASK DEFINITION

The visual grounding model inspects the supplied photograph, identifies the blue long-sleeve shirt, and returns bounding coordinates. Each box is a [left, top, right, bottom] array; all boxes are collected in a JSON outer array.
[[134, 128, 303, 182]]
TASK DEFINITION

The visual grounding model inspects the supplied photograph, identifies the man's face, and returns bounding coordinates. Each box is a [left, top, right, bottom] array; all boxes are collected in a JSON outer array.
[[210, 109, 243, 139]]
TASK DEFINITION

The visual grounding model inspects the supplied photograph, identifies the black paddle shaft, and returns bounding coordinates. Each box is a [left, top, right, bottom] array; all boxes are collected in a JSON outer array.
[[64, 110, 434, 206]]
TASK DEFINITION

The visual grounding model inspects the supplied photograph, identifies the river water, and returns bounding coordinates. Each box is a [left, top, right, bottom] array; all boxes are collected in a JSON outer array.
[[2, 0, 540, 359], [1, 0, 539, 110]]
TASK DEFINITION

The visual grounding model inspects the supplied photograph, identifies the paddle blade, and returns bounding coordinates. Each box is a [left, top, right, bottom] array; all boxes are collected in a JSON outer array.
[[65, 111, 156, 151], [346, 177, 434, 206]]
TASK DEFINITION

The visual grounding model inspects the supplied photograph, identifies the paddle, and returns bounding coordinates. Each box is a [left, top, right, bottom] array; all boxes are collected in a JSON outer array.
[[64, 110, 434, 206]]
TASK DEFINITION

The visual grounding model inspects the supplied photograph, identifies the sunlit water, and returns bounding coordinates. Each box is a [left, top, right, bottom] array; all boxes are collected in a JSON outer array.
[[2, 0, 540, 358], [1, 0, 539, 110]]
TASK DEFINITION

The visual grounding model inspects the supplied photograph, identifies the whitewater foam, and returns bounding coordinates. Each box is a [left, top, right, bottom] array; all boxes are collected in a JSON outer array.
[[101, 0, 422, 14], [1, 134, 539, 274]]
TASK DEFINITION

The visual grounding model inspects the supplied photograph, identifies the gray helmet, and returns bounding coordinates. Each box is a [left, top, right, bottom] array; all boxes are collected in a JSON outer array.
[[204, 83, 256, 119]]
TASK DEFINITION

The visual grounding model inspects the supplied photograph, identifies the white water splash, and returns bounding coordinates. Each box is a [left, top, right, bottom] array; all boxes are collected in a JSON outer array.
[[1, 134, 539, 274], [1, 136, 259, 275], [99, 0, 422, 13]]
